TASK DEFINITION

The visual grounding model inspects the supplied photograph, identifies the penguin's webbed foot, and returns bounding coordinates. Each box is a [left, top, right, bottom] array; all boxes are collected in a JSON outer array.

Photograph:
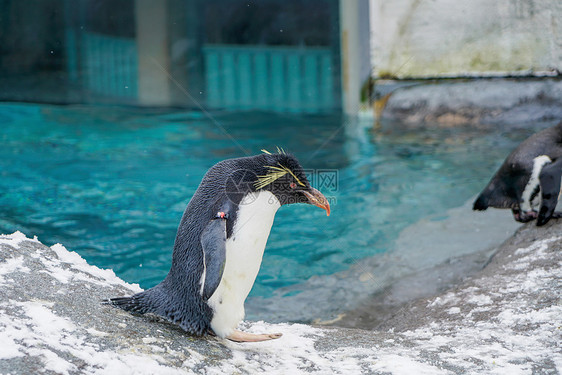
[[226, 329, 282, 343]]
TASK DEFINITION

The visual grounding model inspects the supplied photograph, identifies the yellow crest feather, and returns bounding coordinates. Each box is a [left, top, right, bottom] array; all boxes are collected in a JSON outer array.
[[254, 163, 305, 190]]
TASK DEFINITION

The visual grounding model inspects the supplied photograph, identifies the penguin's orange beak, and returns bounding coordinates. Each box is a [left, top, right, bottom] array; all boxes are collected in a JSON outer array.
[[302, 187, 330, 216]]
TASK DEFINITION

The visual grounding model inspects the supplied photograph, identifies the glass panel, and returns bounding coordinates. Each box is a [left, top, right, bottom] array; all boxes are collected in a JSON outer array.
[[0, 0, 340, 113]]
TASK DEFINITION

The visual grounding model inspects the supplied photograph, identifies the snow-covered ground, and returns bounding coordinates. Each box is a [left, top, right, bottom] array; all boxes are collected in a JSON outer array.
[[0, 223, 560, 374]]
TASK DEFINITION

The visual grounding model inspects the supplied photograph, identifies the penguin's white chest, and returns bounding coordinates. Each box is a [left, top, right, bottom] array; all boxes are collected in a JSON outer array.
[[521, 155, 552, 211], [207, 191, 280, 337]]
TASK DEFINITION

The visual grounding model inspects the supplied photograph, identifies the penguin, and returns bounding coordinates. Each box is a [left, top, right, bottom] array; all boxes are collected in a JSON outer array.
[[473, 121, 562, 226], [106, 151, 330, 342]]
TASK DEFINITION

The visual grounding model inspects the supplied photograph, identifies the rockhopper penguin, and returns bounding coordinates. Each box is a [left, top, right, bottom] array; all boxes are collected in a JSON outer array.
[[473, 122, 562, 226], [106, 151, 330, 342]]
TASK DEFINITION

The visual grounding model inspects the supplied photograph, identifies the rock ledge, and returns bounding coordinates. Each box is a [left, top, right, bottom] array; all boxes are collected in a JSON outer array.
[[0, 222, 560, 374]]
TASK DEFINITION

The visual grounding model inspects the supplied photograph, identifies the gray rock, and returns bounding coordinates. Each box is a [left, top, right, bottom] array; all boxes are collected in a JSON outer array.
[[380, 78, 562, 126], [0, 221, 560, 374]]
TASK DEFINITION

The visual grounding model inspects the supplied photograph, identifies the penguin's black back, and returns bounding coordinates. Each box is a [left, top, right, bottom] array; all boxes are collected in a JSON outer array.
[[107, 153, 304, 335], [474, 122, 562, 210], [505, 123, 562, 167]]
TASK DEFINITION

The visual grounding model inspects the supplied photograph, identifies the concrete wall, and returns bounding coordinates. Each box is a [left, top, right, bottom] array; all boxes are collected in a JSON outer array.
[[135, 0, 172, 106], [369, 0, 562, 78]]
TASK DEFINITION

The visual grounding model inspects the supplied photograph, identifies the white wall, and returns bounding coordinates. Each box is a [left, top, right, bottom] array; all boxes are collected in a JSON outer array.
[[369, 0, 562, 78]]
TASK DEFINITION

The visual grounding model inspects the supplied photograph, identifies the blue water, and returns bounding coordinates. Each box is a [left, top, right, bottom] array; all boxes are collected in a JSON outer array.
[[0, 103, 543, 299]]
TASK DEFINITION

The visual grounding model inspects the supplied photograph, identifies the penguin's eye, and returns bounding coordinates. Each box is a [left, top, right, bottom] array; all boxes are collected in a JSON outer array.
[[290, 182, 297, 189]]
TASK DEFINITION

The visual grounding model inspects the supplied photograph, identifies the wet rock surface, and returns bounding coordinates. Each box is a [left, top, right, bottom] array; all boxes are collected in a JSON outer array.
[[380, 78, 562, 126], [0, 220, 560, 374], [250, 199, 521, 327]]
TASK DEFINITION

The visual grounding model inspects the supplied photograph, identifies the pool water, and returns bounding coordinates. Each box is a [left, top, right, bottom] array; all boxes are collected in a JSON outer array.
[[0, 103, 546, 306]]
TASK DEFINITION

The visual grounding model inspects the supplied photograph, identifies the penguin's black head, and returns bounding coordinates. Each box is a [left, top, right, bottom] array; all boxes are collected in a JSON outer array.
[[255, 151, 330, 215], [223, 151, 330, 216]]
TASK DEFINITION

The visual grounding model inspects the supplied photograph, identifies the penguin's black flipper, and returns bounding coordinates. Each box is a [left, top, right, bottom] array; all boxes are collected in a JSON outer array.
[[200, 215, 227, 301], [537, 159, 562, 226]]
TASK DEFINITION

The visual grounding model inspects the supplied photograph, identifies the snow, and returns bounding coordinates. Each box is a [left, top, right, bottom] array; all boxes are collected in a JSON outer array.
[[370, 354, 450, 375], [224, 322, 328, 374], [446, 307, 461, 314], [20, 300, 77, 337], [1, 230, 561, 374], [0, 256, 29, 285], [0, 324, 25, 359], [50, 242, 143, 292], [0, 230, 39, 246], [396, 235, 562, 374], [0, 300, 188, 375], [427, 291, 459, 307], [0, 231, 142, 293], [466, 293, 493, 305]]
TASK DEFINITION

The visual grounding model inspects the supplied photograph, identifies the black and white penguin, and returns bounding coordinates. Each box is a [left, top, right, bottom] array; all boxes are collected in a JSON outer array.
[[473, 122, 562, 226], [106, 151, 330, 342]]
